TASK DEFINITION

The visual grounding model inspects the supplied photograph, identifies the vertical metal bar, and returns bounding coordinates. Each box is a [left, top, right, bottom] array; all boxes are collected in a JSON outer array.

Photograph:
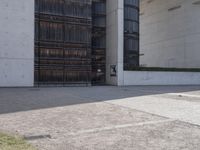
[[38, 0, 41, 87], [63, 0, 65, 86]]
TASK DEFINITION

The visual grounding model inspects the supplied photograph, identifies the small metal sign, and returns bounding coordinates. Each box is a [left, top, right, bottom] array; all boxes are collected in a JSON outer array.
[[110, 65, 117, 77]]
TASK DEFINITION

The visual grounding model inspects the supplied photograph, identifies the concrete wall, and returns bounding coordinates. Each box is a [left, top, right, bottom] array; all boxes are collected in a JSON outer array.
[[123, 71, 200, 85], [0, 0, 34, 87], [106, 0, 124, 85], [140, 0, 200, 68], [1, 0, 199, 87]]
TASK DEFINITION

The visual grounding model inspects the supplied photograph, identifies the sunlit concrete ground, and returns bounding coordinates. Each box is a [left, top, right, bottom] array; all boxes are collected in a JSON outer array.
[[0, 86, 200, 150]]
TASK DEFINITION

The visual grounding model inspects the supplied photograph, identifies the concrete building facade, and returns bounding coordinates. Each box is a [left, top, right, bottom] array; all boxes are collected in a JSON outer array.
[[1, 0, 200, 87], [140, 0, 200, 68]]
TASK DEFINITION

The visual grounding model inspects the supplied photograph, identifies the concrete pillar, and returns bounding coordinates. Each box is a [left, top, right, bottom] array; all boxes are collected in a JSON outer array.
[[106, 0, 124, 85], [0, 0, 34, 87]]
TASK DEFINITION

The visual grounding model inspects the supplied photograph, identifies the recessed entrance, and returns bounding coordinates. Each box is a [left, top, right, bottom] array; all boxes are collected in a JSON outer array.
[[34, 0, 106, 86]]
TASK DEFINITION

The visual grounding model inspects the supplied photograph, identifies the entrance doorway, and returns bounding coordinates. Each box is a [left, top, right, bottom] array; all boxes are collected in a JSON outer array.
[[34, 0, 106, 86]]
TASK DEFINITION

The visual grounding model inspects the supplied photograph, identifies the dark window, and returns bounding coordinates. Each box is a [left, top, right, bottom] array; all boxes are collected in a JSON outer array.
[[92, 0, 106, 84], [124, 0, 140, 70]]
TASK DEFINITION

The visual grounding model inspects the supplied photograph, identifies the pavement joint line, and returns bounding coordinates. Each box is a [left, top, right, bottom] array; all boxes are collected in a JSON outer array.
[[105, 96, 200, 128], [133, 89, 200, 99], [66, 119, 176, 136], [168, 93, 200, 98], [130, 89, 168, 94], [103, 101, 170, 119]]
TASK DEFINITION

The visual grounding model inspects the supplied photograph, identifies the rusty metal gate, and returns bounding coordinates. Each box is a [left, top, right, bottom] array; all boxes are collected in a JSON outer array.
[[35, 0, 106, 86], [35, 0, 92, 86]]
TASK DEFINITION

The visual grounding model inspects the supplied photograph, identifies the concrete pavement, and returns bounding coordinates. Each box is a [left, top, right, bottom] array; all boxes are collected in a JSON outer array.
[[0, 86, 200, 150]]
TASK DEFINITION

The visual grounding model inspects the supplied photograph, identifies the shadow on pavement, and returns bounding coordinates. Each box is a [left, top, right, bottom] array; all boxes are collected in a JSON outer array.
[[0, 85, 200, 114]]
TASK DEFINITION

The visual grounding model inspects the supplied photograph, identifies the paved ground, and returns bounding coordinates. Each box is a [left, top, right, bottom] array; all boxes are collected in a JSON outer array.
[[0, 86, 200, 150]]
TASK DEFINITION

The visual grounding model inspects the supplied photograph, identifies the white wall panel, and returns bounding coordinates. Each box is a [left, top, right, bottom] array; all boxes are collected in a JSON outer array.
[[0, 0, 34, 87], [140, 0, 200, 68]]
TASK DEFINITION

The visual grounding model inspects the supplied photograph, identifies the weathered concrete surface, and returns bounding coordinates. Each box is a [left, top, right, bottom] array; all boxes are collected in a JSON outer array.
[[123, 71, 200, 86], [140, 0, 200, 68], [106, 0, 124, 85], [0, 0, 34, 87], [0, 86, 200, 150], [108, 91, 200, 125]]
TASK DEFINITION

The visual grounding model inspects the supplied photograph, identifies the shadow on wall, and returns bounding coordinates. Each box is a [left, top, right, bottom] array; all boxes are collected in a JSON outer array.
[[0, 86, 200, 114]]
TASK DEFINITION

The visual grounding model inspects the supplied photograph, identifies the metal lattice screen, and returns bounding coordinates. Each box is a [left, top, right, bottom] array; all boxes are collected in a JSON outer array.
[[35, 0, 92, 85], [92, 0, 106, 84], [35, 0, 106, 85]]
